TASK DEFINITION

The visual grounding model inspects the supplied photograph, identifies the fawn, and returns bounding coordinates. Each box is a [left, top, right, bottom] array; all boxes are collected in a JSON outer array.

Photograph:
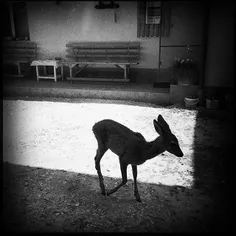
[[92, 114, 183, 202]]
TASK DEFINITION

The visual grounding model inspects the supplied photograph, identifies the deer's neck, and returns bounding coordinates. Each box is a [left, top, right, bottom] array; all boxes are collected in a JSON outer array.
[[143, 136, 166, 161]]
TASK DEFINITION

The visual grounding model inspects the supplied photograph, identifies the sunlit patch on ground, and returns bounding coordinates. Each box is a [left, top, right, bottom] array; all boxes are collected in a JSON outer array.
[[3, 99, 198, 188]]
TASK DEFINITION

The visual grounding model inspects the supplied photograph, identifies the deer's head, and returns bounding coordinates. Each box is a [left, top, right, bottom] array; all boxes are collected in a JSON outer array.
[[153, 115, 183, 157]]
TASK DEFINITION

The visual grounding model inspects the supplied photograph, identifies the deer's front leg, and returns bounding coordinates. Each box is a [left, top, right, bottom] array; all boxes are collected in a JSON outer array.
[[107, 161, 128, 196], [132, 165, 141, 202], [94, 147, 107, 195]]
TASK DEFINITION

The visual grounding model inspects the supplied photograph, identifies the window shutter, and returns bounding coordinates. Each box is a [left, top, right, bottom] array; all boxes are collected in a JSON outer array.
[[162, 1, 171, 37], [137, 1, 171, 38]]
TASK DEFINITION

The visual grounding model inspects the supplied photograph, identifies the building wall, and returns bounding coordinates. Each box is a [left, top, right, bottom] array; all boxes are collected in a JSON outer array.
[[160, 1, 205, 84], [27, 1, 142, 66], [27, 1, 206, 83], [204, 3, 235, 87], [161, 1, 205, 65]]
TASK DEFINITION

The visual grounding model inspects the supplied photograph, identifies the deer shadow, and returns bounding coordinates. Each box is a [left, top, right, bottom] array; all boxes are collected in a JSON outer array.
[[3, 148, 231, 233]]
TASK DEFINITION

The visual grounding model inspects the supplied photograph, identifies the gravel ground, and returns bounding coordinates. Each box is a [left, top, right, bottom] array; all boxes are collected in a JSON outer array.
[[3, 97, 234, 232]]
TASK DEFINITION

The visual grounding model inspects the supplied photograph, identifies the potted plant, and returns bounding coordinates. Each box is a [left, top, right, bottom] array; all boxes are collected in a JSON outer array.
[[184, 95, 199, 108], [205, 90, 220, 109], [173, 46, 198, 85]]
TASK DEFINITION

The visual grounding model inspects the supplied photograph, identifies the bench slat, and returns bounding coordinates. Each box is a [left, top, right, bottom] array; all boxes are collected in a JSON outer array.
[[66, 41, 139, 45], [66, 77, 130, 82], [66, 54, 139, 58], [66, 48, 140, 54], [3, 40, 38, 78], [66, 45, 140, 49], [4, 58, 37, 63], [65, 56, 139, 64], [5, 48, 37, 55], [65, 41, 140, 82], [66, 41, 140, 64], [3, 41, 37, 49], [4, 54, 37, 59], [3, 40, 37, 64], [66, 42, 140, 49]]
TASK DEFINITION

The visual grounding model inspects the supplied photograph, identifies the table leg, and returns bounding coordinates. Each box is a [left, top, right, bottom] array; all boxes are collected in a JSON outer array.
[[53, 65, 57, 82]]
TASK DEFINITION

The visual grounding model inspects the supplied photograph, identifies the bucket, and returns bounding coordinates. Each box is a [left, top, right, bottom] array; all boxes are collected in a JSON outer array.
[[184, 97, 199, 108], [206, 99, 219, 109]]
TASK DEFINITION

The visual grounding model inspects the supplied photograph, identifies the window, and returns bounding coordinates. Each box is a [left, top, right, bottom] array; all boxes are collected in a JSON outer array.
[[3, 1, 30, 40], [146, 1, 161, 24], [137, 1, 171, 37]]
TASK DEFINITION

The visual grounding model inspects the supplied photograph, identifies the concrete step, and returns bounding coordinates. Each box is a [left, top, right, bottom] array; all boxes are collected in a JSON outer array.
[[3, 79, 170, 106]]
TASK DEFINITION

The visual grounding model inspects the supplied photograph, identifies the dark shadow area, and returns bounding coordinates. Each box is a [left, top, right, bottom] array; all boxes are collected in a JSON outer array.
[[72, 67, 124, 80], [193, 107, 234, 232], [3, 161, 231, 233]]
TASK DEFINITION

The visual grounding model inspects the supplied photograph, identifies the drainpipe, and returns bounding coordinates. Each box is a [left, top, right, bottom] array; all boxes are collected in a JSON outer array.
[[201, 2, 210, 89], [157, 1, 163, 82]]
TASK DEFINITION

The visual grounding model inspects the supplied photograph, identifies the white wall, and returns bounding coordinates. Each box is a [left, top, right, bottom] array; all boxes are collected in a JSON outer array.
[[27, 1, 207, 72], [27, 1, 160, 69]]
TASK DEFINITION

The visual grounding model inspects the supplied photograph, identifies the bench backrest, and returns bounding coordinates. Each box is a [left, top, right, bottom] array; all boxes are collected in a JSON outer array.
[[66, 41, 140, 64], [3, 41, 37, 62]]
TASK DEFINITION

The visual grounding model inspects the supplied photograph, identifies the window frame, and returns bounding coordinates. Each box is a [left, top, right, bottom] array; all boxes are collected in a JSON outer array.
[[137, 0, 171, 38], [4, 1, 30, 40], [146, 1, 161, 25]]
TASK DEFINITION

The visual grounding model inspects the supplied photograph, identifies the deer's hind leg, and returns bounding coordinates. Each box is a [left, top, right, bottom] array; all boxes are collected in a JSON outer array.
[[94, 139, 108, 195]]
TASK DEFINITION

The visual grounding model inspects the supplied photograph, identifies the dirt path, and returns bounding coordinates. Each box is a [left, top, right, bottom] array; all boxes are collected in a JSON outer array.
[[3, 97, 234, 232]]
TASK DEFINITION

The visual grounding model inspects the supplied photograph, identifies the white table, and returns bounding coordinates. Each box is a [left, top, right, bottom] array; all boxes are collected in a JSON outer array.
[[31, 60, 63, 82]]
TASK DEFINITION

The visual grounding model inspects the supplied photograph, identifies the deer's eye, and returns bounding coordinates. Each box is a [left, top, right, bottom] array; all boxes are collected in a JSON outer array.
[[170, 141, 177, 146]]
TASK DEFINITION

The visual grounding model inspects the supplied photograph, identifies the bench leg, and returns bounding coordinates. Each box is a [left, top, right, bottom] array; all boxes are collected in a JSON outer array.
[[16, 62, 22, 82], [17, 62, 21, 75], [127, 65, 130, 77], [69, 65, 73, 78], [75, 64, 89, 77], [17, 62, 23, 80], [124, 65, 127, 80], [43, 66, 46, 76], [61, 64, 64, 80], [35, 65, 39, 81], [115, 64, 129, 82]]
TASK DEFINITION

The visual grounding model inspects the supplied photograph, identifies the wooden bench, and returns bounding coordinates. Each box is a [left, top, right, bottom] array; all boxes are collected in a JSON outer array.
[[3, 40, 37, 78], [65, 41, 140, 82]]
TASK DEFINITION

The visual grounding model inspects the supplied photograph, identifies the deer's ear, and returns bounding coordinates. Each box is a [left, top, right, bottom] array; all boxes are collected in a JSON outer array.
[[153, 119, 163, 135], [157, 115, 171, 132], [157, 114, 163, 122], [158, 115, 167, 125]]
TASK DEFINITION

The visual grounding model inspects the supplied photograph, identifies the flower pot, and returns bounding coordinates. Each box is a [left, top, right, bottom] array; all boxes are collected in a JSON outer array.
[[206, 99, 219, 109], [178, 76, 194, 85], [184, 97, 199, 108]]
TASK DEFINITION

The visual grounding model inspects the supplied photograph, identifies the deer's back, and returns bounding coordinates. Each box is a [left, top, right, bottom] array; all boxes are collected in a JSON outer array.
[[93, 119, 146, 157]]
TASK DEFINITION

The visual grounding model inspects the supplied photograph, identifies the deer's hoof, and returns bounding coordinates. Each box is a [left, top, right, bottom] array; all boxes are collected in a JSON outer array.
[[136, 198, 142, 202], [135, 195, 142, 202]]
